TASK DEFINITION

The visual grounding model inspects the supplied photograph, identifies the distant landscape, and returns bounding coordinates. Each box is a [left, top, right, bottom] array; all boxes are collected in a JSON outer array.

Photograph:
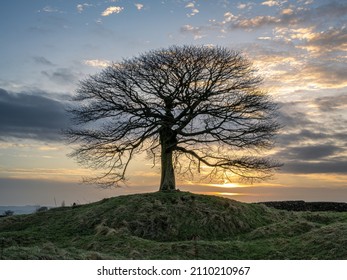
[[2, 200, 347, 216], [0, 206, 41, 216], [1, 192, 347, 260]]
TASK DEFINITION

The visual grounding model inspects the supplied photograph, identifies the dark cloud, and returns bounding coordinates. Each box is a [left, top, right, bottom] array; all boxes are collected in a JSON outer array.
[[41, 68, 77, 84], [279, 144, 343, 161], [33, 56, 55, 66], [0, 88, 69, 141], [276, 130, 346, 175], [277, 100, 345, 139], [276, 94, 347, 135], [277, 108, 312, 130], [282, 160, 347, 174], [315, 1, 347, 19], [302, 62, 347, 87], [275, 102, 316, 141], [274, 96, 346, 175], [277, 129, 343, 146], [314, 93, 347, 112]]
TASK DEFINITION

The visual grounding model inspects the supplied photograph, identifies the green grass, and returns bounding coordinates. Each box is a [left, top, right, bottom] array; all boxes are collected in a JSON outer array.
[[1, 191, 347, 259]]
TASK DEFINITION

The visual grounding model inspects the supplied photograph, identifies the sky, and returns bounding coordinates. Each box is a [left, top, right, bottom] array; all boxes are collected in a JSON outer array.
[[0, 0, 346, 206]]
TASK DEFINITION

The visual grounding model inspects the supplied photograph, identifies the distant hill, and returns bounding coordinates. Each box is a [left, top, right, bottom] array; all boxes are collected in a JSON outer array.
[[1, 191, 347, 260], [0, 205, 40, 215]]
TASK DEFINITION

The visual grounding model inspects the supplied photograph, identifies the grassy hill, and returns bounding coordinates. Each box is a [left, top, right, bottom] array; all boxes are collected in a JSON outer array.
[[1, 191, 347, 259]]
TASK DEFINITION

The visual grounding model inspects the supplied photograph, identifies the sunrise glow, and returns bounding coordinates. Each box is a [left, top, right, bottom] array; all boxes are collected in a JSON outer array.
[[1, 0, 346, 205]]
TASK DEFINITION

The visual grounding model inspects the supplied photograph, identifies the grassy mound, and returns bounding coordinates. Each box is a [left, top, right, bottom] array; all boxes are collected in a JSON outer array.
[[1, 191, 347, 259], [81, 191, 280, 241]]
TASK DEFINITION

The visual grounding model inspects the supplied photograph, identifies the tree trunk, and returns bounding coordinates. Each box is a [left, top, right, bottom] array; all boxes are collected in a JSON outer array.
[[159, 128, 177, 191], [160, 145, 176, 191]]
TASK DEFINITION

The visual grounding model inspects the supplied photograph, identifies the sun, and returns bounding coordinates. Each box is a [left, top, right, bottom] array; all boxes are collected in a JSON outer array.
[[221, 183, 240, 188], [209, 182, 241, 188]]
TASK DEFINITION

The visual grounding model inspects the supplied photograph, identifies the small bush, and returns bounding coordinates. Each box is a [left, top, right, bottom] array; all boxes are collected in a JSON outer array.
[[36, 207, 48, 213], [3, 210, 14, 217]]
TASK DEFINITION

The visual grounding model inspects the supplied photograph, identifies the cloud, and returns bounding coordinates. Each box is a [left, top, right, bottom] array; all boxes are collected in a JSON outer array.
[[180, 24, 205, 40], [245, 36, 347, 91], [275, 137, 347, 175], [181, 1, 347, 45], [135, 3, 144, 11], [185, 3, 195, 8], [301, 62, 347, 88], [223, 11, 238, 22], [101, 6, 124, 16], [280, 145, 344, 161], [236, 15, 280, 29], [190, 9, 199, 16], [220, 12, 282, 31], [33, 56, 54, 66], [41, 68, 78, 85], [261, 1, 280, 7], [84, 59, 111, 68], [271, 25, 347, 60], [277, 107, 312, 131], [271, 93, 347, 177], [237, 3, 254, 10], [0, 167, 92, 182], [77, 3, 93, 13], [276, 96, 347, 135], [258, 36, 272, 40], [282, 161, 347, 174], [281, 8, 294, 15], [237, 4, 247, 9], [180, 24, 198, 32], [298, 27, 347, 54], [223, 1, 347, 31], [181, 1, 347, 47], [77, 4, 84, 13], [277, 129, 332, 146], [39, 6, 62, 13], [0, 177, 147, 206], [268, 59, 347, 89], [185, 2, 199, 17], [0, 89, 69, 141], [314, 94, 347, 112], [314, 1, 347, 19], [302, 0, 314, 5]]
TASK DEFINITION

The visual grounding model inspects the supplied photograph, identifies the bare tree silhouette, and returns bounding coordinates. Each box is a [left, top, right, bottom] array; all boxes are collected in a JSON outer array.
[[66, 45, 281, 191]]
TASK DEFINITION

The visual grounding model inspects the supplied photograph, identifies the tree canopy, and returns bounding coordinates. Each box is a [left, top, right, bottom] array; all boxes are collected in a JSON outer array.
[[67, 45, 281, 191]]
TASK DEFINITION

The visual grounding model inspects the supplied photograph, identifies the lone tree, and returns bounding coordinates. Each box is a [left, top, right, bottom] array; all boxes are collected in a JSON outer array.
[[67, 45, 280, 191]]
